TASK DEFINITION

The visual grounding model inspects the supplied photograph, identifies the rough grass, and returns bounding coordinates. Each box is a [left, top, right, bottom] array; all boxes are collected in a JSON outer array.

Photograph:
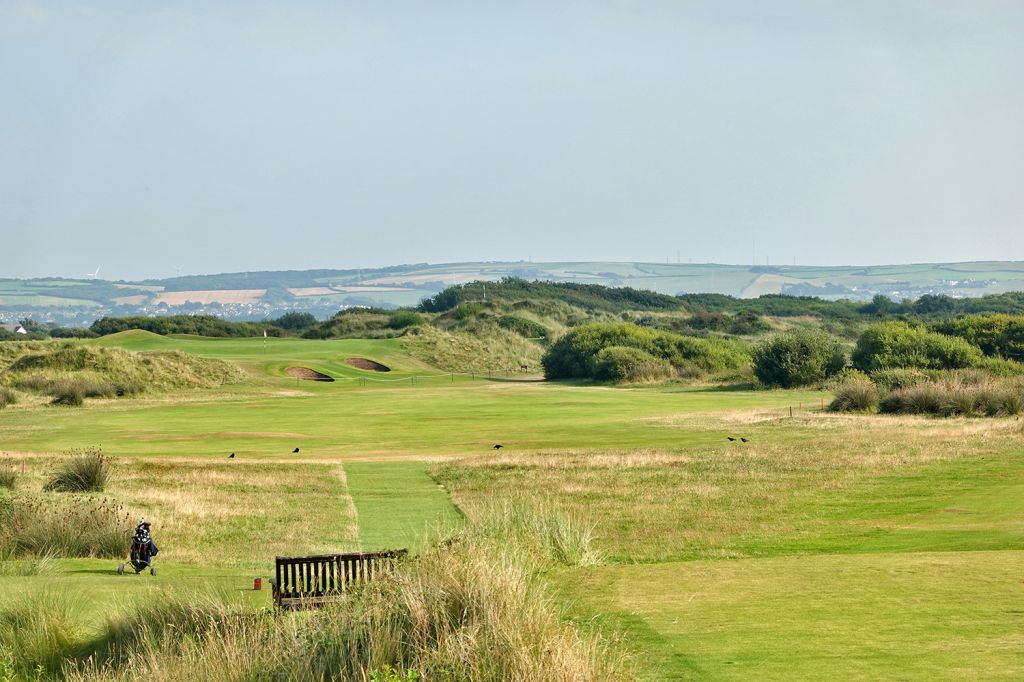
[[401, 324, 543, 373], [828, 376, 880, 412], [0, 342, 246, 397], [0, 494, 131, 559], [104, 459, 359, 568], [43, 447, 110, 492], [0, 468, 14, 490], [435, 413, 1023, 563], [5, 512, 626, 681], [0, 387, 16, 409], [879, 376, 1024, 416]]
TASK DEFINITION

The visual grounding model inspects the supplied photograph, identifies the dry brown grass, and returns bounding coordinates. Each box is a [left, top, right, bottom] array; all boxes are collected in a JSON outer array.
[[3, 454, 358, 569], [436, 410, 1018, 563]]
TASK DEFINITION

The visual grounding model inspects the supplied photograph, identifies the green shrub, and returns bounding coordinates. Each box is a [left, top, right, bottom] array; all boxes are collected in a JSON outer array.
[[497, 315, 548, 339], [387, 310, 424, 330], [593, 346, 675, 383], [975, 356, 1024, 377], [828, 377, 880, 412], [751, 329, 847, 388], [930, 314, 1024, 361], [541, 323, 748, 380], [43, 448, 110, 493], [852, 321, 983, 373]]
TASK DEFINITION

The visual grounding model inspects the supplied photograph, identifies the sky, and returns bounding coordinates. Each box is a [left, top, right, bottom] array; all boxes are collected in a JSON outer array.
[[1, 1, 1022, 281]]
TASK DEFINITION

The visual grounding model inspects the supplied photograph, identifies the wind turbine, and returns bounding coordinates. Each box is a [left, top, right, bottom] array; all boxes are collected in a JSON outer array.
[[85, 266, 101, 279]]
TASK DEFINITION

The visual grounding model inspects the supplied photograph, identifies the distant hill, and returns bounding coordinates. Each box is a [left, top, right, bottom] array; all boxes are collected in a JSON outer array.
[[3, 260, 1024, 325]]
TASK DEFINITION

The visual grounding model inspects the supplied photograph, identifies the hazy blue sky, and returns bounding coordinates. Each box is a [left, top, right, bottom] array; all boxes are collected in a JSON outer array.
[[2, 1, 1022, 280]]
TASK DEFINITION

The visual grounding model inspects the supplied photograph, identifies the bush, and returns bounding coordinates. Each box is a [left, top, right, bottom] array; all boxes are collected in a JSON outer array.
[[387, 310, 424, 330], [594, 346, 675, 383], [852, 321, 983, 373], [0, 388, 16, 409], [541, 323, 748, 380], [43, 448, 110, 493], [751, 330, 847, 388], [497, 315, 548, 339], [828, 377, 880, 412], [930, 314, 1024, 361]]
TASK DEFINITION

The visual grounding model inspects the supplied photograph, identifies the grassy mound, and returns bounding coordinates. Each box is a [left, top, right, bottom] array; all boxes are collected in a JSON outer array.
[[401, 325, 543, 373], [0, 342, 246, 399]]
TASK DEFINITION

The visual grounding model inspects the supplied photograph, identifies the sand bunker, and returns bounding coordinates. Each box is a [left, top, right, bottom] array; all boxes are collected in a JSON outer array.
[[285, 367, 335, 382], [345, 357, 391, 372]]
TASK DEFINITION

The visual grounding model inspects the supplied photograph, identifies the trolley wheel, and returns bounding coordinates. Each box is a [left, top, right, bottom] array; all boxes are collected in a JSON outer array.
[[150, 566, 156, 576], [117, 563, 125, 575]]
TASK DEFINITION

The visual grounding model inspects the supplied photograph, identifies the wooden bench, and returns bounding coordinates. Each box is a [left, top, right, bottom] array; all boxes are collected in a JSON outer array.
[[272, 549, 407, 609]]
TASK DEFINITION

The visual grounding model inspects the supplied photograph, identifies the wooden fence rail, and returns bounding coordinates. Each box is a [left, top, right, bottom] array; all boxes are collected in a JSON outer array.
[[273, 549, 407, 609]]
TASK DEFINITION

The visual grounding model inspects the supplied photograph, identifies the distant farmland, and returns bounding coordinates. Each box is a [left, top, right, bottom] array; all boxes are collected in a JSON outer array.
[[3, 260, 1024, 324]]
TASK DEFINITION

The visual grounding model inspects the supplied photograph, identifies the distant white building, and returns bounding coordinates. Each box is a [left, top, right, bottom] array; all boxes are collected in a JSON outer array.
[[1, 323, 27, 334]]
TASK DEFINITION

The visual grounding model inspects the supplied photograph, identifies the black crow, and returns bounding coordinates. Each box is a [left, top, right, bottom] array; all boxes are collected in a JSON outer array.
[[740, 437, 749, 443], [228, 453, 235, 458], [493, 444, 503, 450], [727, 437, 736, 442], [292, 447, 300, 453]]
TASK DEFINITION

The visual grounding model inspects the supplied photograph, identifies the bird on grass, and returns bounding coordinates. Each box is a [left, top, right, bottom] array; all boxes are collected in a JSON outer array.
[[727, 437, 736, 442], [740, 437, 750, 443], [228, 453, 235, 459], [493, 444, 503, 450], [292, 447, 300, 453]]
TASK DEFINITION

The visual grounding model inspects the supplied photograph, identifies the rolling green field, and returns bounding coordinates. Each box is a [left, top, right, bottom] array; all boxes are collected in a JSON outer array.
[[1, 334, 1022, 679]]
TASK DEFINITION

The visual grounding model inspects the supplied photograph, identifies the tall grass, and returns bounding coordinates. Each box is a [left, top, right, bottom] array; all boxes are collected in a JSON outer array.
[[0, 591, 89, 679], [0, 387, 16, 409], [878, 377, 1024, 417], [43, 447, 111, 492], [0, 494, 132, 559], [11, 505, 625, 681], [828, 377, 880, 412], [463, 496, 604, 567], [0, 467, 15, 490]]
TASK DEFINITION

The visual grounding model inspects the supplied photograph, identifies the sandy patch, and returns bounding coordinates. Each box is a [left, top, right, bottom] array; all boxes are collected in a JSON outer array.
[[285, 367, 335, 381], [345, 357, 391, 372]]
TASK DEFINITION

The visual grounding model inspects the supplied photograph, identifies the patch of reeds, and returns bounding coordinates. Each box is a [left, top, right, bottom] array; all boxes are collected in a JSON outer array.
[[878, 377, 1024, 417], [0, 387, 16, 409], [0, 494, 131, 559], [828, 377, 880, 412], [43, 447, 110, 492]]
